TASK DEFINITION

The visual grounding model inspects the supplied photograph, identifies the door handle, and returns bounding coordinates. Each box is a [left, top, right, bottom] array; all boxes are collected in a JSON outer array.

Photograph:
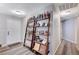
[[8, 31, 9, 35]]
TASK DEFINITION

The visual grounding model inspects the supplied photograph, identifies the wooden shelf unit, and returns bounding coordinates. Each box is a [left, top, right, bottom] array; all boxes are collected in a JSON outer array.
[[23, 17, 35, 48], [24, 12, 50, 55]]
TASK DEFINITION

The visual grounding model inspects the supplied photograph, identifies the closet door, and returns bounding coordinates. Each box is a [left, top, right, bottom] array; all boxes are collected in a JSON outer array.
[[6, 19, 21, 45]]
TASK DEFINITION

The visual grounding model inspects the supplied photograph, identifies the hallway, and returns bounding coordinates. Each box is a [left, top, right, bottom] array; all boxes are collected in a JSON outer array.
[[55, 40, 79, 55]]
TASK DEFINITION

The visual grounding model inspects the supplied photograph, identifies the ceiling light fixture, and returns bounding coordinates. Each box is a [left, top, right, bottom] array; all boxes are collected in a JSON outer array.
[[60, 10, 71, 16], [12, 10, 25, 15]]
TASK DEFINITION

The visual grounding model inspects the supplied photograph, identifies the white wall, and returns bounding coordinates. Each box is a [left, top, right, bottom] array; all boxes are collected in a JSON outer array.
[[6, 17, 22, 45], [51, 13, 61, 54], [76, 17, 79, 50], [49, 5, 61, 54], [62, 18, 76, 43], [21, 17, 29, 42], [48, 12, 53, 54], [0, 14, 22, 46], [0, 14, 7, 45], [77, 17, 79, 43]]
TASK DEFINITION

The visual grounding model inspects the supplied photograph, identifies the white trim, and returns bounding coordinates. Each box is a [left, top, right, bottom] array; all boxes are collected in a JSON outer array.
[[53, 40, 62, 54], [64, 39, 76, 44], [74, 18, 77, 44], [2, 44, 8, 47], [2, 42, 22, 47]]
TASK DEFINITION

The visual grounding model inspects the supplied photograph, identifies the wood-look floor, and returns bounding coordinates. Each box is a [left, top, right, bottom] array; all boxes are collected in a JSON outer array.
[[0, 44, 35, 55], [0, 40, 79, 55], [55, 40, 79, 55]]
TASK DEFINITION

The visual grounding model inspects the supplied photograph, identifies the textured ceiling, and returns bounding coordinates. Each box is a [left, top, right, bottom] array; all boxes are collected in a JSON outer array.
[[58, 3, 79, 20], [0, 3, 52, 18], [59, 3, 78, 11], [0, 3, 79, 19]]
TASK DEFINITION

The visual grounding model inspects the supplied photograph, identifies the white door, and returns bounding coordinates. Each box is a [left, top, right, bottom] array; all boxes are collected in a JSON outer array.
[[6, 19, 21, 45], [62, 19, 76, 43]]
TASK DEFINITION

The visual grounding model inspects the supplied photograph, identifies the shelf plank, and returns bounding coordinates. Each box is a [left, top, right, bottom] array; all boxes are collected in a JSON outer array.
[[35, 26, 48, 28], [35, 41, 47, 46], [36, 18, 49, 21]]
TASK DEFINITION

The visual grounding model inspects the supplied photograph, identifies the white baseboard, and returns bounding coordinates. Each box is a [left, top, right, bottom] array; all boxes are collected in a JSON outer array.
[[2, 42, 22, 47], [2, 44, 8, 47], [64, 39, 75, 44]]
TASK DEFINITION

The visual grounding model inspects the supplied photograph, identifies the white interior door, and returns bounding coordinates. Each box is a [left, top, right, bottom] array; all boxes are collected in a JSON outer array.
[[62, 19, 76, 43], [6, 19, 21, 45]]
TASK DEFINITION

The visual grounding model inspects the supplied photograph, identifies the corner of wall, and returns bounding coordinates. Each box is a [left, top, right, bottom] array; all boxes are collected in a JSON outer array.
[[53, 40, 62, 54]]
